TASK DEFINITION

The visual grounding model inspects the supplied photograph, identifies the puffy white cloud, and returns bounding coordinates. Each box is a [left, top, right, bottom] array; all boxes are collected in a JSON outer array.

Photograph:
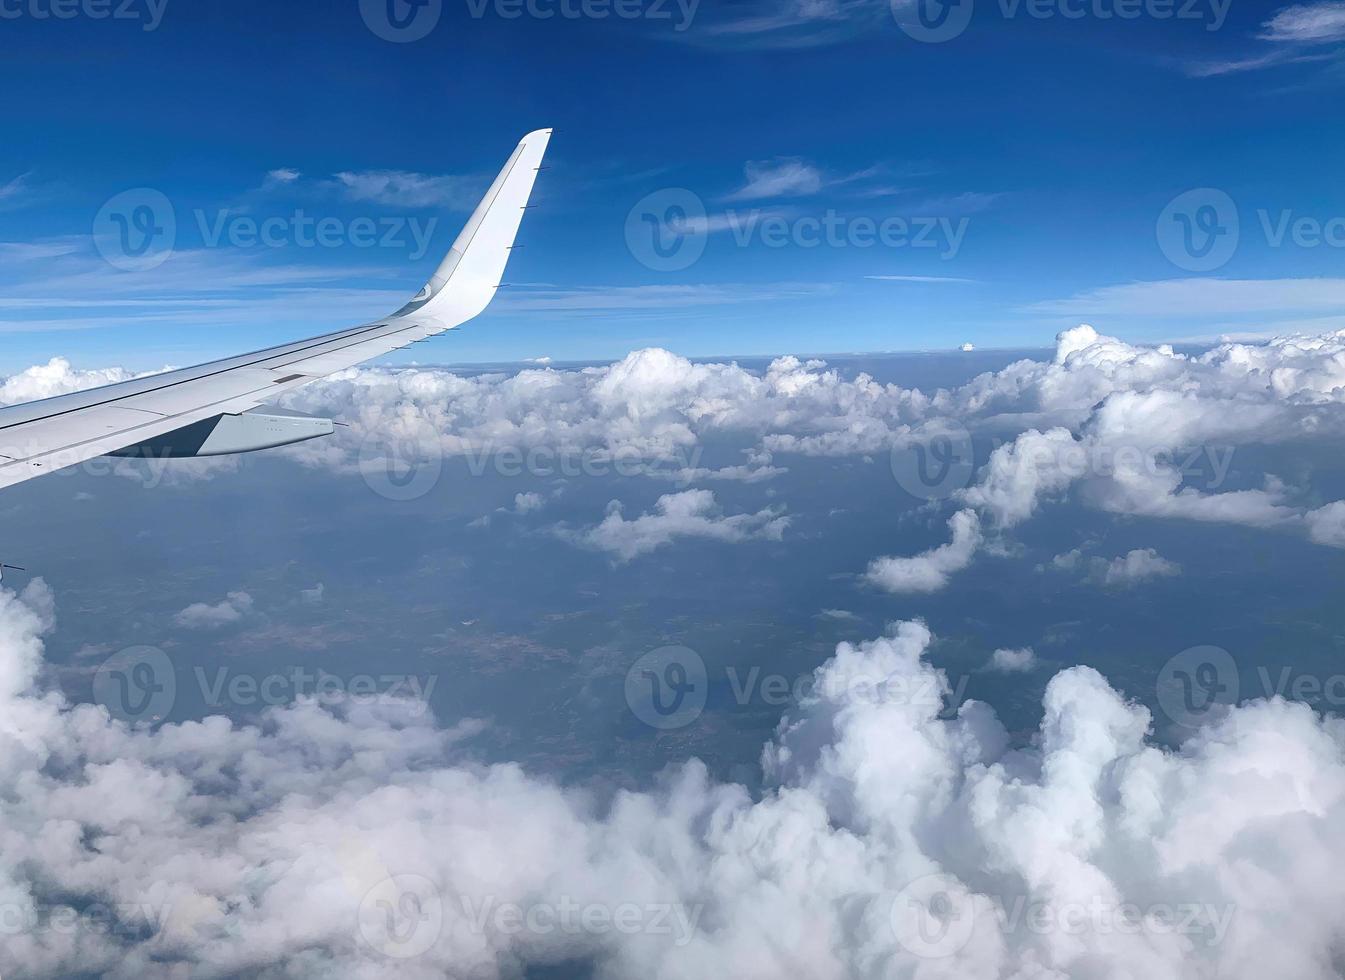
[[958, 427, 1081, 528], [9, 582, 1345, 977], [13, 323, 1345, 587], [173, 591, 254, 630], [1088, 548, 1182, 587], [562, 489, 788, 562], [986, 646, 1037, 673], [865, 509, 981, 593], [1305, 500, 1345, 548], [0, 357, 146, 405], [509, 491, 545, 515]]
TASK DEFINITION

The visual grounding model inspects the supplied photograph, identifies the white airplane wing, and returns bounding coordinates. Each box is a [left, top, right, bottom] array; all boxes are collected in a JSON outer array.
[[0, 128, 552, 491]]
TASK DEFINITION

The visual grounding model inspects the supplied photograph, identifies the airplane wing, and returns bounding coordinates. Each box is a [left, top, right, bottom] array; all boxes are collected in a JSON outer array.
[[0, 128, 552, 491]]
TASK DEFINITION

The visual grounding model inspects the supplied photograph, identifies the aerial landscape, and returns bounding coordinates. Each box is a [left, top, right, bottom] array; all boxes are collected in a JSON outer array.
[[1, 0, 1345, 977]]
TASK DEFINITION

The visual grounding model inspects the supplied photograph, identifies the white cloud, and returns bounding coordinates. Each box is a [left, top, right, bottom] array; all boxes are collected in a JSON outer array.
[[330, 169, 480, 209], [865, 509, 982, 594], [1088, 548, 1182, 587], [958, 427, 1081, 528], [1305, 500, 1345, 547], [173, 590, 254, 630], [0, 357, 148, 405], [986, 646, 1037, 673], [1029, 278, 1345, 318], [510, 491, 545, 515], [15, 322, 1345, 590], [562, 489, 787, 562], [3, 583, 1345, 976], [724, 158, 825, 200], [264, 167, 301, 186], [1259, 1, 1345, 42]]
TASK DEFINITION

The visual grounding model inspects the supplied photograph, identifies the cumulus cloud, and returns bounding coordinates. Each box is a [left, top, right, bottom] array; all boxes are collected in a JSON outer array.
[[562, 489, 787, 562], [1305, 500, 1345, 548], [865, 509, 981, 593], [859, 324, 1345, 591], [1088, 548, 1182, 588], [173, 591, 254, 630], [14, 323, 1345, 589], [509, 491, 545, 515], [985, 646, 1037, 673], [0, 357, 150, 405], [2, 583, 1345, 976]]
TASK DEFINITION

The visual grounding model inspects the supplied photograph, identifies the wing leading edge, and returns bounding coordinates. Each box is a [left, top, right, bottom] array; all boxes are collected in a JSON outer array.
[[0, 128, 552, 491]]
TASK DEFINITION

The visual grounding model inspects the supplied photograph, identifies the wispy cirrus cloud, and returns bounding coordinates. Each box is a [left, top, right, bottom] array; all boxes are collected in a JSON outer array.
[[1261, 1, 1345, 42], [1027, 277, 1345, 317], [328, 169, 483, 209], [1183, 1, 1345, 76], [723, 159, 826, 201], [683, 0, 889, 49]]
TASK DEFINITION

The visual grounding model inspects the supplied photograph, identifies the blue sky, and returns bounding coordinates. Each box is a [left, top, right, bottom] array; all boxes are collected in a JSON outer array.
[[1, 0, 1343, 370]]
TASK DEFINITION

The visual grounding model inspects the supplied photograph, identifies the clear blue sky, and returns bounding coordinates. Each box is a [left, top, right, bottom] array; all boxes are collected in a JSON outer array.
[[0, 0, 1342, 370]]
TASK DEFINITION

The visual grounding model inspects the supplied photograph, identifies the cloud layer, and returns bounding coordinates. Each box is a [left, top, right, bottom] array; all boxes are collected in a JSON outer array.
[[3, 582, 1345, 977]]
